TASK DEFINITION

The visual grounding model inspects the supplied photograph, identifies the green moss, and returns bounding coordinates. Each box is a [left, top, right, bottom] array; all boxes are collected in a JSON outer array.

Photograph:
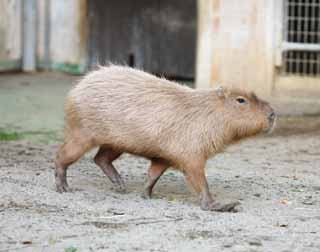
[[0, 132, 21, 141], [0, 59, 21, 71], [21, 130, 62, 144], [51, 62, 86, 75], [64, 246, 78, 252], [0, 128, 62, 143]]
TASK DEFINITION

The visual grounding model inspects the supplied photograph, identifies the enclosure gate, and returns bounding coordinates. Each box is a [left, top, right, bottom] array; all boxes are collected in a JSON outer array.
[[275, 0, 320, 97]]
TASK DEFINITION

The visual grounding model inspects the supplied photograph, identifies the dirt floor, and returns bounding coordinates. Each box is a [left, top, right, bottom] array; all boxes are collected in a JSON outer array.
[[0, 73, 320, 252], [0, 118, 320, 252]]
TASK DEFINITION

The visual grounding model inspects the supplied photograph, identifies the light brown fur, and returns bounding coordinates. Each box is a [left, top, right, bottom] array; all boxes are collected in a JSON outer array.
[[55, 65, 275, 211]]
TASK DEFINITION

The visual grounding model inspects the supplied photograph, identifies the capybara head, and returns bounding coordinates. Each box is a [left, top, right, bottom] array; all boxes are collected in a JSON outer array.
[[215, 86, 276, 139]]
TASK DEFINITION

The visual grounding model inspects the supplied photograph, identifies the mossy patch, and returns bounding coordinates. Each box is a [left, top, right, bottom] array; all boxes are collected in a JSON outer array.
[[51, 62, 86, 75], [0, 128, 62, 144], [0, 132, 21, 141]]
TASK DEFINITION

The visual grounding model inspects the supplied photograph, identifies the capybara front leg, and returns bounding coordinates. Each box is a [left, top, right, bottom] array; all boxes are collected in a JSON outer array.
[[184, 166, 239, 212], [142, 158, 169, 199], [94, 147, 126, 193]]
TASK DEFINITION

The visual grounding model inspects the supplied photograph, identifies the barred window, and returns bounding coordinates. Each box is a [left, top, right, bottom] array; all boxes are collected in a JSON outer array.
[[282, 0, 320, 76]]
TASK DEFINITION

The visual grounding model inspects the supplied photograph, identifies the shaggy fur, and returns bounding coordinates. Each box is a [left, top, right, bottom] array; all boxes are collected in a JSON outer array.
[[55, 65, 275, 211]]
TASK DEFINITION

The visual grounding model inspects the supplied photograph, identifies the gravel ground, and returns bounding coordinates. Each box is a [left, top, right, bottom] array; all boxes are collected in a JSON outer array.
[[1, 118, 320, 252]]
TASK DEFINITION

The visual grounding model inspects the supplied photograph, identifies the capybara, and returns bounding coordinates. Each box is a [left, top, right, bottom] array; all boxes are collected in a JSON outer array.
[[54, 65, 276, 211]]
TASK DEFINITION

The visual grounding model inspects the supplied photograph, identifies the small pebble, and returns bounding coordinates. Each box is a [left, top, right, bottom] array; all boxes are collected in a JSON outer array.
[[312, 186, 320, 191], [223, 243, 233, 248], [248, 238, 262, 246]]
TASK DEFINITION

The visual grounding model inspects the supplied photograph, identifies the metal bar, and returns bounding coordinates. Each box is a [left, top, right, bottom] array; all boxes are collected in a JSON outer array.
[[284, 0, 289, 41], [22, 0, 37, 72], [311, 0, 316, 44], [43, 0, 51, 70], [318, 53, 320, 75], [304, 1, 308, 44], [298, 0, 302, 44], [288, 51, 292, 73], [282, 42, 320, 52], [302, 52, 307, 75], [301, 3, 306, 75]]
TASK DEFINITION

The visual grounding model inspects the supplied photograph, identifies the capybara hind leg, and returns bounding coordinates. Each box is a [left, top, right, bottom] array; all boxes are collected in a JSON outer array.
[[142, 159, 169, 199], [94, 147, 126, 193], [184, 166, 239, 212], [55, 140, 92, 193]]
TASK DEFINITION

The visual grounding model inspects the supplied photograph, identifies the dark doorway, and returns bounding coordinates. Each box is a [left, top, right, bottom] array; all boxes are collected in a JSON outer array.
[[88, 0, 196, 79]]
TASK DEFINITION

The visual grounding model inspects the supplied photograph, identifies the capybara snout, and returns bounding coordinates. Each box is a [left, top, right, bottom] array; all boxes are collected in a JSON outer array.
[[215, 87, 276, 137], [54, 65, 276, 212]]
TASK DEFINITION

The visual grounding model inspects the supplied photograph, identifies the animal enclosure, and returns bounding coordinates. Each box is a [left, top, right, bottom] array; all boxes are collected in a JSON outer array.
[[0, 0, 320, 103]]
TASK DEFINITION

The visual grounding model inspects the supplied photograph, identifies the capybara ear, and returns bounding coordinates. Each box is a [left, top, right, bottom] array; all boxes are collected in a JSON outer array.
[[215, 85, 228, 98], [250, 92, 259, 102]]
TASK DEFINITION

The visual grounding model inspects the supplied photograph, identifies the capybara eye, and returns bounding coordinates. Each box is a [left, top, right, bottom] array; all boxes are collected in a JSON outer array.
[[236, 97, 246, 104]]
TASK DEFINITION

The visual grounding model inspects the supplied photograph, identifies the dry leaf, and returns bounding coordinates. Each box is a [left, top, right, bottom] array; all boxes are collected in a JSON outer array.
[[280, 199, 290, 205]]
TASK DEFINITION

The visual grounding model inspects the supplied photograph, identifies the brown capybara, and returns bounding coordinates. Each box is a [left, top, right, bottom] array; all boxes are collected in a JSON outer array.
[[54, 65, 276, 211]]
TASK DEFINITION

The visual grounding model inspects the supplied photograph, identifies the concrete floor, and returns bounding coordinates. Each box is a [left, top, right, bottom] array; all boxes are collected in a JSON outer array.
[[0, 72, 80, 143], [1, 122, 320, 252]]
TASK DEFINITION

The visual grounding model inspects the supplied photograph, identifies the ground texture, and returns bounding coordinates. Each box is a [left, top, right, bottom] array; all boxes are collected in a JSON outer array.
[[1, 121, 320, 252], [0, 73, 320, 251]]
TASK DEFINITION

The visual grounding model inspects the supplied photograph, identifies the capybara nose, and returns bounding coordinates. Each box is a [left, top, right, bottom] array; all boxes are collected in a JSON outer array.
[[268, 111, 275, 121]]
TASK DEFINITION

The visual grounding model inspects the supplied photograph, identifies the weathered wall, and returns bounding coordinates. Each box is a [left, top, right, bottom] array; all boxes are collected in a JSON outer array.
[[196, 0, 275, 97], [0, 0, 22, 71], [0, 0, 87, 73], [196, 0, 215, 89], [37, 0, 50, 69], [49, 0, 87, 73]]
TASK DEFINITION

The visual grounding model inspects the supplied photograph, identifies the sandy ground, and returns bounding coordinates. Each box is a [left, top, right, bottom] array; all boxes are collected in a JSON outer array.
[[1, 122, 320, 252], [0, 73, 320, 251]]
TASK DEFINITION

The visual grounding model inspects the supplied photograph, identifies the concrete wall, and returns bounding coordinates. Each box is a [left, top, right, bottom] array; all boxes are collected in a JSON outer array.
[[196, 0, 275, 98], [49, 0, 87, 73], [0, 0, 87, 73], [0, 0, 22, 71]]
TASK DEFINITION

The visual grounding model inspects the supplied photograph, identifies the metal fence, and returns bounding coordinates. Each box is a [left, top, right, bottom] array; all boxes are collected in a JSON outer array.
[[282, 0, 320, 76]]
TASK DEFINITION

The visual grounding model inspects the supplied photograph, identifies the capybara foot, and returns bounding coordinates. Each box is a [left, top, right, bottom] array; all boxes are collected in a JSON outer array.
[[55, 171, 72, 193], [141, 189, 152, 199], [201, 200, 240, 212], [56, 182, 72, 193]]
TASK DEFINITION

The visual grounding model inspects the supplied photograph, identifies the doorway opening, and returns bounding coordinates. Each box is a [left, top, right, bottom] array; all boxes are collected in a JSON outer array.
[[88, 0, 197, 81]]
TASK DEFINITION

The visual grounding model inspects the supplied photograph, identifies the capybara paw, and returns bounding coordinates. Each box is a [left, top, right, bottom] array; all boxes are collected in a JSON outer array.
[[141, 190, 152, 199], [56, 183, 72, 193], [201, 200, 240, 212]]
